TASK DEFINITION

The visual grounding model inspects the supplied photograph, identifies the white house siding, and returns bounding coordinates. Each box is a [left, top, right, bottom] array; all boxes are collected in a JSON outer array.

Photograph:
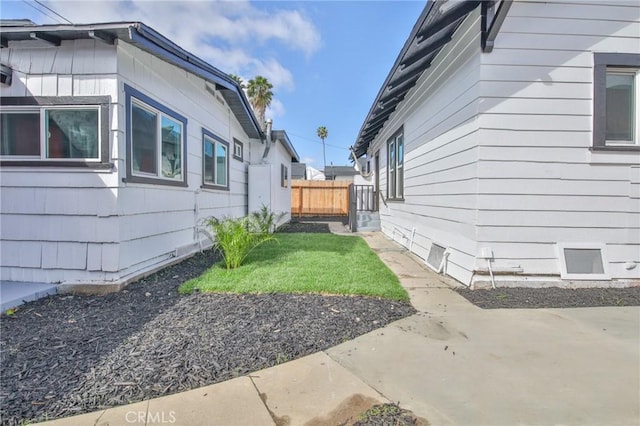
[[475, 0, 640, 285], [1, 36, 262, 287], [115, 41, 258, 280], [0, 39, 121, 284], [370, 9, 483, 284], [271, 140, 293, 225]]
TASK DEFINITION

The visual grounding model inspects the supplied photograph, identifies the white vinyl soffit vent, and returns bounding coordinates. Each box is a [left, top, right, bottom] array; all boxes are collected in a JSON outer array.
[[557, 244, 610, 280], [426, 243, 446, 272]]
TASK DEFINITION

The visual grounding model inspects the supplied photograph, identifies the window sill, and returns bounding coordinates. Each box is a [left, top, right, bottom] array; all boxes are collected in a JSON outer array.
[[0, 161, 114, 169], [590, 145, 640, 152], [201, 184, 229, 192], [387, 198, 405, 202], [124, 176, 188, 187], [589, 146, 640, 165], [232, 155, 243, 162]]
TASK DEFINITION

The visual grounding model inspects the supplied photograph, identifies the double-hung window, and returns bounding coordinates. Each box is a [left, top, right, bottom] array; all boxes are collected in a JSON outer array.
[[387, 128, 404, 200], [0, 96, 110, 166], [202, 129, 229, 190], [593, 53, 640, 150], [125, 84, 187, 186]]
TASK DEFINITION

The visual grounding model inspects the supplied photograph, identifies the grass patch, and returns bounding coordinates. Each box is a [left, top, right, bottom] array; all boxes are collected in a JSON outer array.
[[179, 233, 408, 301]]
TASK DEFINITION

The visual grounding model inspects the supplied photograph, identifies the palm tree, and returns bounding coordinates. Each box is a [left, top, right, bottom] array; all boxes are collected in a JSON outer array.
[[228, 74, 245, 89], [316, 126, 328, 177], [247, 76, 273, 132]]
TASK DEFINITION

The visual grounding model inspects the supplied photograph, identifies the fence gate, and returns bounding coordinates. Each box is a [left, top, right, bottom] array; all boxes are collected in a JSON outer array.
[[291, 180, 351, 217], [348, 184, 377, 231]]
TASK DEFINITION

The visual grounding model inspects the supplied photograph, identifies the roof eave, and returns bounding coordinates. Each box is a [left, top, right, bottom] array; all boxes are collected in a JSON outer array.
[[352, 0, 484, 158], [1, 21, 264, 140]]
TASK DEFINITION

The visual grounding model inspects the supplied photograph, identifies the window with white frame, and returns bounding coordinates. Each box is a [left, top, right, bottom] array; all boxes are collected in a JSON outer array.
[[202, 129, 229, 190], [593, 53, 640, 150], [557, 243, 610, 280], [124, 84, 187, 186], [387, 128, 404, 200], [0, 96, 110, 166]]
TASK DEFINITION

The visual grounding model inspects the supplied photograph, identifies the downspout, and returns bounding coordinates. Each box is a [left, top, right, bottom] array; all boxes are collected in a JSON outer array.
[[261, 119, 273, 163], [349, 146, 371, 178]]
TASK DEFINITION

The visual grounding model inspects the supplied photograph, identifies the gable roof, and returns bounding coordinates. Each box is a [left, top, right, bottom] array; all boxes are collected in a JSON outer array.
[[271, 129, 300, 162], [352, 0, 483, 158], [0, 21, 263, 139]]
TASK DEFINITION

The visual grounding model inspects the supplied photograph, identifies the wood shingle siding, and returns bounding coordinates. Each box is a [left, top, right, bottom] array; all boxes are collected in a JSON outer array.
[[0, 22, 290, 289]]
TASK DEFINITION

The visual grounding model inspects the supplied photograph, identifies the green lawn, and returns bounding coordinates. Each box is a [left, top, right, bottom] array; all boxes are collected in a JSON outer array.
[[179, 233, 408, 301]]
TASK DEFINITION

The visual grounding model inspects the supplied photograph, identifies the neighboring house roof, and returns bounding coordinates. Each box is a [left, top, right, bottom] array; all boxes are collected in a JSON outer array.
[[353, 0, 495, 158], [0, 21, 263, 139], [306, 166, 325, 180], [324, 166, 358, 179], [291, 163, 307, 179], [271, 129, 300, 162]]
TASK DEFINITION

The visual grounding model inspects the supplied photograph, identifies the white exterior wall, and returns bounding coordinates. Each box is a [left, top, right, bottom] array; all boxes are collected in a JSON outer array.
[[116, 41, 260, 280], [368, 9, 483, 284], [475, 0, 640, 285], [271, 140, 293, 225], [0, 37, 264, 287], [366, 1, 639, 287], [247, 140, 293, 227], [0, 39, 121, 284]]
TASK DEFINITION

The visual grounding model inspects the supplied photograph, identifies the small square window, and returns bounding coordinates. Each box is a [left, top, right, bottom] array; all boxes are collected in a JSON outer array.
[[233, 138, 243, 161], [557, 243, 610, 280]]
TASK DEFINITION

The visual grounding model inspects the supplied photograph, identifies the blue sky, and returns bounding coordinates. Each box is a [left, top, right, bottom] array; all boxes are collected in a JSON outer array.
[[1, 0, 425, 169]]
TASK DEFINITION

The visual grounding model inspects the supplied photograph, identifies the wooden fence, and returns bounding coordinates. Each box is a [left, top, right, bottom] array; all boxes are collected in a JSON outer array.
[[291, 180, 351, 216]]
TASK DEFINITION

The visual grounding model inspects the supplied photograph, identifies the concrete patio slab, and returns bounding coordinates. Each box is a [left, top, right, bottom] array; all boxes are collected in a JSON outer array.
[[0, 281, 57, 312], [251, 352, 388, 425], [328, 295, 640, 426]]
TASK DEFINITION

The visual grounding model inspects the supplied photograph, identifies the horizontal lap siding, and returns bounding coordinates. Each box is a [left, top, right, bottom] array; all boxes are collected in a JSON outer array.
[[373, 10, 483, 285], [0, 40, 120, 283], [476, 0, 640, 280], [117, 42, 254, 274]]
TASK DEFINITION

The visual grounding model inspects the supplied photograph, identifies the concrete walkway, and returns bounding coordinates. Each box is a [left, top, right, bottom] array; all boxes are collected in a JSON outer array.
[[37, 231, 640, 426]]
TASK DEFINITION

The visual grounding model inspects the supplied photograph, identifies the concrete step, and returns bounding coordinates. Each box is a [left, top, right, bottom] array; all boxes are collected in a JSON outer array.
[[355, 211, 380, 231]]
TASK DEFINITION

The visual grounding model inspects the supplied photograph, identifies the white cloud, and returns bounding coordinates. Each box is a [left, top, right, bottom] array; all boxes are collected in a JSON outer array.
[[44, 0, 318, 93], [254, 58, 295, 91], [300, 156, 316, 165], [265, 98, 285, 121]]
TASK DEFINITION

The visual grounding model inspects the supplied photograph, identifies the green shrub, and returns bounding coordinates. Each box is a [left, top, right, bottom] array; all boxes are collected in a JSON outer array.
[[206, 216, 275, 269], [250, 204, 286, 234]]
